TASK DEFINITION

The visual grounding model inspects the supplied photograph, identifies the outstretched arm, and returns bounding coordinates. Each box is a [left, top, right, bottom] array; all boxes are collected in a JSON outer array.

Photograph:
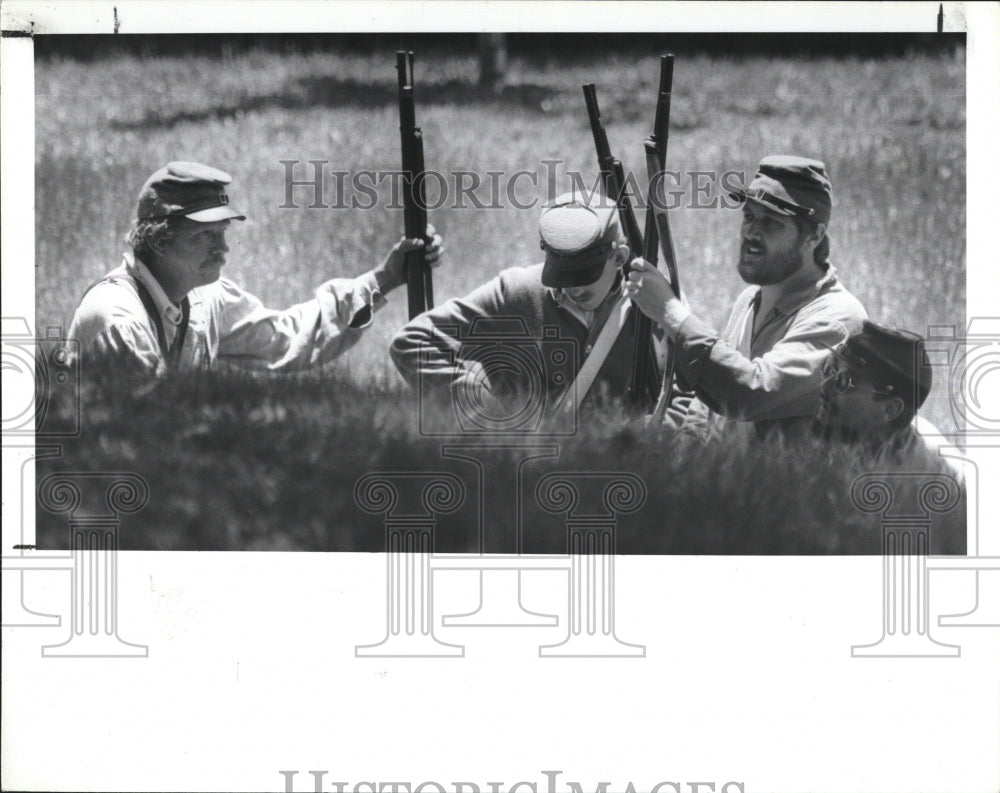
[[216, 230, 443, 372], [626, 257, 866, 422]]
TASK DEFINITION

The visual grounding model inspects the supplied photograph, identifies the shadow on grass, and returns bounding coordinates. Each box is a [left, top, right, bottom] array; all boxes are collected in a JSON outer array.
[[109, 76, 565, 131]]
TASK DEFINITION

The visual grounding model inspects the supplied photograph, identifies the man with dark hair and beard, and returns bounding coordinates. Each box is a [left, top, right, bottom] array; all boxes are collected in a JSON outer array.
[[626, 154, 868, 440]]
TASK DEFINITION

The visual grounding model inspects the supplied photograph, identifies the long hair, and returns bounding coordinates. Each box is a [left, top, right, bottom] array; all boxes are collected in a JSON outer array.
[[125, 216, 183, 263], [794, 216, 831, 269]]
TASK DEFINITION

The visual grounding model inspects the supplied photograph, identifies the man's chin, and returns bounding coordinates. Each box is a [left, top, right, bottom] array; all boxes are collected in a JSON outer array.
[[196, 268, 223, 287], [738, 262, 766, 285]]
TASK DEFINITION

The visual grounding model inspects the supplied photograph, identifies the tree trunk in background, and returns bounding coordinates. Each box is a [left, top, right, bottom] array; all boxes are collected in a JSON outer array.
[[478, 33, 507, 93]]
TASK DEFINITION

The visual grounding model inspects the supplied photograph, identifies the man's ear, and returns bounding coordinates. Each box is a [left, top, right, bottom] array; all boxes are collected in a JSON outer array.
[[807, 222, 827, 248], [880, 396, 905, 424], [612, 242, 630, 265]]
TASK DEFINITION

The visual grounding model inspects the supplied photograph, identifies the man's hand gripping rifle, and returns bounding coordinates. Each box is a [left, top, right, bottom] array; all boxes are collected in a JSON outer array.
[[582, 77, 656, 411]]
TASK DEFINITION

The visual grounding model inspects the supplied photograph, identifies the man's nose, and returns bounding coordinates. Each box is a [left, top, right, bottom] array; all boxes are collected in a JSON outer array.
[[212, 236, 229, 254]]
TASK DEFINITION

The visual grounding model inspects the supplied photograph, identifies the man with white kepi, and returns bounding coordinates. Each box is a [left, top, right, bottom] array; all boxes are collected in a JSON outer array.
[[391, 189, 681, 420]]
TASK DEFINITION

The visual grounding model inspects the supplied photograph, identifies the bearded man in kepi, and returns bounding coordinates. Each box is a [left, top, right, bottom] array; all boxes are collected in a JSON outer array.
[[626, 154, 868, 440]]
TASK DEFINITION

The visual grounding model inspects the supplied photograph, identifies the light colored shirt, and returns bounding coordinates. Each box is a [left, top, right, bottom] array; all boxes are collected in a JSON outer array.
[[662, 265, 868, 439], [68, 252, 385, 376]]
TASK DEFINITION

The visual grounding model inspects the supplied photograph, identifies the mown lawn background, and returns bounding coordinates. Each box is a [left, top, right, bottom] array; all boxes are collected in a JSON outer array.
[[32, 36, 966, 551]]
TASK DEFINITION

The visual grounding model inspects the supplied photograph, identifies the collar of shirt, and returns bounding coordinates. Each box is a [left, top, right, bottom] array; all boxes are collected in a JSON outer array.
[[751, 265, 840, 321], [124, 252, 185, 326]]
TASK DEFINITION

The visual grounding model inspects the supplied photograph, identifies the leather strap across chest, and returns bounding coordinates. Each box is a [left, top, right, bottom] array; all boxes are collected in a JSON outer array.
[[80, 273, 190, 367], [132, 279, 190, 366]]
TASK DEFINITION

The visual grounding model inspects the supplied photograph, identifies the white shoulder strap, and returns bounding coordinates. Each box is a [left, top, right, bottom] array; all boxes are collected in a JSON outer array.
[[556, 292, 631, 414]]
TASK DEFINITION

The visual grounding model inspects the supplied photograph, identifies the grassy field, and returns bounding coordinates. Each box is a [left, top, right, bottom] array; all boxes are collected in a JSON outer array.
[[32, 40, 966, 551]]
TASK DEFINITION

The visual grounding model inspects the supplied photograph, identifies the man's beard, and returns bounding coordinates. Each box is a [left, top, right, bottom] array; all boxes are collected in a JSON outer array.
[[738, 241, 804, 285]]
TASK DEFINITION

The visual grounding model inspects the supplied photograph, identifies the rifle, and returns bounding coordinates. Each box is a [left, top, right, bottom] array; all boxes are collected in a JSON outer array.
[[582, 83, 656, 410], [642, 55, 682, 415], [397, 50, 434, 319]]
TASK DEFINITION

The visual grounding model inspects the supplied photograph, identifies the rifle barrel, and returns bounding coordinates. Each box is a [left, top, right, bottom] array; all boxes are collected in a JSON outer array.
[[397, 50, 432, 318], [582, 80, 655, 409]]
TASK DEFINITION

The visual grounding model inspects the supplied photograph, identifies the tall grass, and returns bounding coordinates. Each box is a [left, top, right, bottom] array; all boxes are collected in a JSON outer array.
[[33, 44, 966, 550], [35, 372, 965, 553]]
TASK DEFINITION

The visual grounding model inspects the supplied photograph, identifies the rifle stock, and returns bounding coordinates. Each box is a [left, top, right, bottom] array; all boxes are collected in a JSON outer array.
[[397, 51, 433, 319]]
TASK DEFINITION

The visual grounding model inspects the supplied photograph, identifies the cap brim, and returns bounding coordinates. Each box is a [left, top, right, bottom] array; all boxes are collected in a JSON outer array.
[[819, 341, 901, 396], [729, 188, 798, 217], [541, 257, 605, 289], [185, 205, 246, 222]]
